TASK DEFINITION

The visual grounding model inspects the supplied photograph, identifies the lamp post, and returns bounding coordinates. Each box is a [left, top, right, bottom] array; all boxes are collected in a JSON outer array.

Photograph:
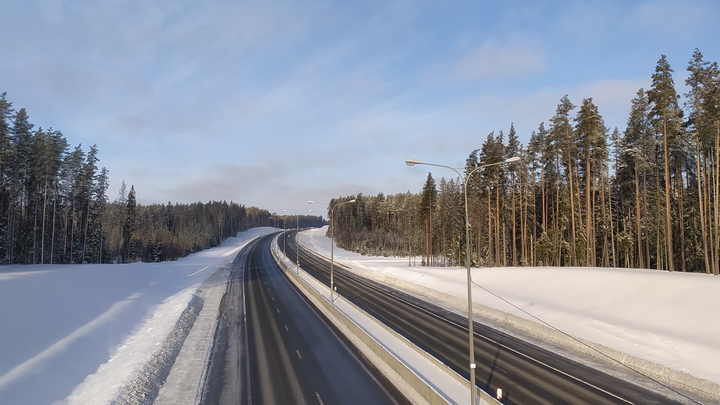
[[268, 215, 277, 229], [308, 198, 356, 302], [268, 215, 278, 253], [405, 156, 520, 405], [283, 210, 300, 273]]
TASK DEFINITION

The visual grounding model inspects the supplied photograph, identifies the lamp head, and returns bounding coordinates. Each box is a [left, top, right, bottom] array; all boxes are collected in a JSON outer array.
[[405, 158, 422, 166]]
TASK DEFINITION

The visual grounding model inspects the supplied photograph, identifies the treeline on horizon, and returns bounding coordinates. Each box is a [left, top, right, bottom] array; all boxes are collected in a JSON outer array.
[[327, 50, 720, 275], [106, 186, 323, 263], [0, 92, 324, 264]]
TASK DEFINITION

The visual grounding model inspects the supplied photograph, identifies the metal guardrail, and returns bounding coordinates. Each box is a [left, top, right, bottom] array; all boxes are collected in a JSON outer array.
[[271, 233, 504, 405]]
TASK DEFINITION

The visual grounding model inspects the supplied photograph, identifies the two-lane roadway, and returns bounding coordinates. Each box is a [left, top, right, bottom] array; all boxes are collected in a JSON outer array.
[[283, 229, 697, 405], [200, 233, 409, 405]]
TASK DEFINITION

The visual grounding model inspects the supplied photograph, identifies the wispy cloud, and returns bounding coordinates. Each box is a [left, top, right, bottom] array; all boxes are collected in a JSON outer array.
[[452, 37, 546, 81], [2, 0, 718, 214]]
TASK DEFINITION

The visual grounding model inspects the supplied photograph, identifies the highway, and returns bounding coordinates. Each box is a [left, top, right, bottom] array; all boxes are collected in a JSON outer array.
[[201, 233, 408, 405], [282, 229, 693, 405]]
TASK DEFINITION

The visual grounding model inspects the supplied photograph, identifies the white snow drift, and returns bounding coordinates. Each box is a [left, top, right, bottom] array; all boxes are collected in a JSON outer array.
[[0, 226, 718, 404]]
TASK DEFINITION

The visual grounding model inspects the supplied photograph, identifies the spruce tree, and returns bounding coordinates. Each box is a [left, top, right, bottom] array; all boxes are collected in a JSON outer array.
[[123, 185, 137, 262], [9, 108, 35, 263], [419, 173, 437, 265], [0, 93, 14, 262]]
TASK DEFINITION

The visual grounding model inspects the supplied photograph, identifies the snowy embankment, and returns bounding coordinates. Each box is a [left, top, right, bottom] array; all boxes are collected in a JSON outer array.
[[298, 226, 720, 403], [0, 227, 276, 405], [2, 225, 718, 404]]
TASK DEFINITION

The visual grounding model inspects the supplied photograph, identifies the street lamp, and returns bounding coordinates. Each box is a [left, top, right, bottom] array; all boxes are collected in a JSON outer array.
[[283, 210, 300, 273], [308, 198, 356, 302], [405, 155, 520, 405]]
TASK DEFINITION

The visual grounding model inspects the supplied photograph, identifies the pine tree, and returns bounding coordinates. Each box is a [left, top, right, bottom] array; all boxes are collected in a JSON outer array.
[[550, 95, 577, 265], [575, 98, 608, 266], [91, 166, 109, 262], [648, 55, 684, 271], [617, 89, 655, 268], [506, 124, 522, 266], [685, 48, 720, 275], [32, 128, 68, 263], [475, 132, 507, 266], [61, 145, 85, 263], [107, 180, 128, 262], [79, 145, 99, 263], [528, 122, 556, 265], [437, 177, 463, 266]]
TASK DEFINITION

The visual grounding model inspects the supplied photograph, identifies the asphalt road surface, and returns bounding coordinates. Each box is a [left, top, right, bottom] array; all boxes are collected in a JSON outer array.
[[200, 233, 409, 405], [283, 229, 698, 405]]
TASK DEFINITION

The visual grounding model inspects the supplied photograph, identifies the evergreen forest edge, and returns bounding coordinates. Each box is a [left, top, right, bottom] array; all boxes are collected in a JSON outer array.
[[327, 50, 720, 275], [1, 50, 719, 274], [0, 94, 323, 264]]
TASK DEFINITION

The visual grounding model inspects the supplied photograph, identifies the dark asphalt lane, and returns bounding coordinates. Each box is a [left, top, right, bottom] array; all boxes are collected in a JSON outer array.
[[283, 229, 695, 405], [201, 233, 407, 405]]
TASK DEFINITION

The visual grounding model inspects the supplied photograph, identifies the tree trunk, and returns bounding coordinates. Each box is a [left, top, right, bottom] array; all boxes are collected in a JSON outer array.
[[511, 172, 517, 266], [82, 199, 90, 263], [51, 182, 57, 264], [676, 160, 686, 272], [585, 155, 594, 266], [600, 167, 610, 267], [495, 180, 501, 266], [41, 179, 49, 264], [635, 165, 644, 268], [714, 125, 720, 275], [487, 189, 492, 266], [568, 156, 577, 266], [663, 113, 674, 271]]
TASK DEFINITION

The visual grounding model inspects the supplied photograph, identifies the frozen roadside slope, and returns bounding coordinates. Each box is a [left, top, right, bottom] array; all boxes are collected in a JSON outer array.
[[0, 227, 275, 405], [298, 226, 720, 402], [151, 259, 232, 405], [63, 228, 275, 405]]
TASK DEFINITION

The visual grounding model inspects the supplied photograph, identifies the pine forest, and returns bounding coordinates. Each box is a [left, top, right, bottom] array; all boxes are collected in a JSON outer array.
[[1, 50, 718, 274], [327, 50, 720, 275], [0, 91, 323, 264]]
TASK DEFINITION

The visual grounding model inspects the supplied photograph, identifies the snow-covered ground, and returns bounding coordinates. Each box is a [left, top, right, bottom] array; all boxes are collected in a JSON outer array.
[[299, 226, 720, 402], [2, 225, 719, 404], [0, 227, 276, 405]]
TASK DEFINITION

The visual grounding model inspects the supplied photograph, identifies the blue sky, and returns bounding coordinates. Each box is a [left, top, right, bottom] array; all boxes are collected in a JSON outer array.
[[2, 0, 718, 216]]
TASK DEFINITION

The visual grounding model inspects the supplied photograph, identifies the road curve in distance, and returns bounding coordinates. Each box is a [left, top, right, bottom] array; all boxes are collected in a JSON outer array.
[[201, 233, 409, 405]]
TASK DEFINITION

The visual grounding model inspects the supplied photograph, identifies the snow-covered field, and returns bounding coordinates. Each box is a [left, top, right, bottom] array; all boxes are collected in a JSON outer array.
[[1, 225, 719, 404], [0, 227, 276, 405], [299, 226, 720, 402]]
